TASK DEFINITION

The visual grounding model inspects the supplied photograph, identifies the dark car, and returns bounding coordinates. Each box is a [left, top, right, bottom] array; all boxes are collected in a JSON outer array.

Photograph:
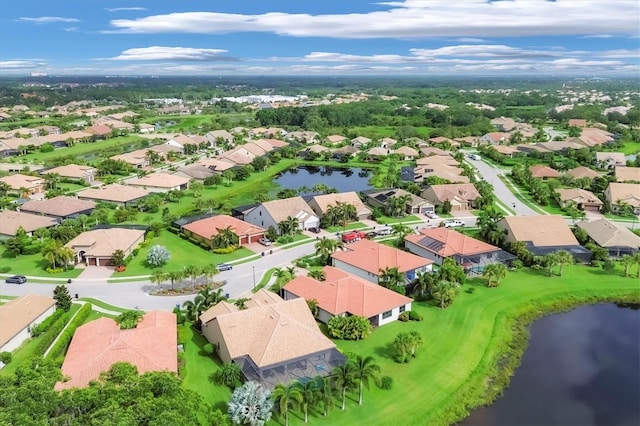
[[5, 275, 27, 284], [308, 227, 321, 234], [216, 263, 233, 272]]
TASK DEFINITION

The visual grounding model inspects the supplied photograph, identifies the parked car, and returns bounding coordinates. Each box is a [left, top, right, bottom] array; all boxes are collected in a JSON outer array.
[[341, 230, 367, 243], [426, 211, 439, 219], [216, 263, 233, 271], [308, 226, 321, 234], [444, 220, 465, 228], [5, 275, 27, 284], [375, 226, 392, 236], [366, 231, 378, 239], [258, 238, 272, 246], [467, 154, 481, 160]]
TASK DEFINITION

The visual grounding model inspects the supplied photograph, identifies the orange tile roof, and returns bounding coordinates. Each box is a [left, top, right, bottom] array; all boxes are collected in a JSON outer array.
[[529, 164, 560, 178], [182, 215, 265, 241], [331, 239, 432, 274], [405, 228, 499, 257], [55, 311, 177, 390], [284, 266, 412, 319]]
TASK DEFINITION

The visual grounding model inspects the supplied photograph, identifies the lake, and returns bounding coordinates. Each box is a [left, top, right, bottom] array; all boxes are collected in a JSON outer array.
[[274, 165, 374, 193], [461, 303, 640, 426]]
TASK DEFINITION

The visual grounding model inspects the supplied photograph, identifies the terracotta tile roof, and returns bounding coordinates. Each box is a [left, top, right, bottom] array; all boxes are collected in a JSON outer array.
[[595, 152, 626, 164], [219, 147, 255, 165], [568, 119, 587, 128], [0, 210, 58, 236], [55, 311, 177, 390], [422, 183, 480, 204], [65, 228, 145, 257], [529, 164, 560, 179], [331, 239, 432, 275], [0, 173, 42, 190], [566, 166, 601, 180], [498, 215, 579, 247], [615, 166, 640, 183], [415, 155, 459, 166], [78, 184, 149, 203], [577, 218, 640, 249], [367, 147, 389, 156], [606, 182, 640, 208], [483, 132, 510, 143], [420, 147, 448, 156], [555, 188, 603, 206], [308, 191, 371, 217], [284, 266, 412, 319], [200, 295, 335, 368], [261, 197, 317, 224], [405, 227, 499, 257], [20, 196, 96, 218], [41, 164, 96, 179], [181, 215, 264, 241], [326, 135, 347, 143], [196, 157, 236, 172], [128, 172, 190, 189], [0, 294, 56, 348]]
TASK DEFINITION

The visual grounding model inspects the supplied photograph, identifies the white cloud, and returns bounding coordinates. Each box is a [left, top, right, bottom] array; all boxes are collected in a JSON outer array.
[[0, 60, 47, 70], [63, 27, 79, 32], [17, 17, 79, 24], [455, 38, 487, 43], [105, 7, 147, 12], [105, 1, 640, 38], [105, 46, 234, 61]]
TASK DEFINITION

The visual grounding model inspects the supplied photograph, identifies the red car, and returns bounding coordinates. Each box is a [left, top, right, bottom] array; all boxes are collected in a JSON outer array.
[[341, 231, 366, 243]]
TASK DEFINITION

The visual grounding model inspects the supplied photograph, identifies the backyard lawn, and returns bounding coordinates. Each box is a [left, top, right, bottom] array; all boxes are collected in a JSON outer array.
[[0, 248, 83, 279], [114, 231, 254, 277]]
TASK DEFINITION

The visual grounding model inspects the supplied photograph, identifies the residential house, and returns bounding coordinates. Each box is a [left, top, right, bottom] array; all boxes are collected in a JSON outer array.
[[413, 162, 469, 184], [362, 188, 434, 215], [497, 215, 591, 261], [554, 188, 603, 212], [284, 266, 413, 327], [491, 116, 517, 132], [199, 290, 344, 389], [244, 196, 320, 233], [205, 130, 234, 146], [367, 147, 389, 159], [480, 132, 510, 145], [405, 227, 514, 272], [615, 166, 640, 183], [429, 136, 455, 146], [0, 173, 44, 195], [20, 196, 96, 220], [491, 145, 519, 157], [127, 173, 190, 193], [65, 227, 145, 266], [415, 154, 459, 167], [173, 164, 216, 181], [331, 239, 433, 284], [219, 146, 257, 166], [0, 294, 56, 353], [307, 191, 371, 222], [350, 136, 371, 148], [579, 128, 614, 146], [41, 164, 97, 183], [55, 311, 177, 390], [86, 124, 113, 139], [287, 131, 319, 144], [195, 157, 236, 173], [111, 150, 150, 169], [325, 135, 347, 145], [393, 146, 419, 160], [379, 137, 397, 149], [595, 152, 626, 169], [568, 119, 588, 128], [181, 215, 265, 246], [420, 147, 448, 157], [0, 210, 58, 238], [529, 164, 561, 179], [77, 184, 149, 207], [421, 183, 480, 211], [566, 166, 601, 180], [455, 136, 480, 147], [332, 145, 358, 160], [138, 123, 155, 134], [167, 134, 205, 150], [301, 144, 330, 158], [604, 182, 640, 214], [577, 218, 640, 257]]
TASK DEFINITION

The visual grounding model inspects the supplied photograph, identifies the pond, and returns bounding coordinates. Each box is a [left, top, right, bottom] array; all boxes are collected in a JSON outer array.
[[461, 303, 640, 426], [274, 165, 374, 194]]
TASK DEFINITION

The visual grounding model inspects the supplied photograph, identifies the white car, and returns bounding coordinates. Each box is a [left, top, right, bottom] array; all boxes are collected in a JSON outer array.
[[444, 220, 465, 228], [426, 212, 439, 219]]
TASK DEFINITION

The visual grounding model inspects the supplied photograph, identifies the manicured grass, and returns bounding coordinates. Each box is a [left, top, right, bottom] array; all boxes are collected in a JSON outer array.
[[350, 126, 433, 139], [326, 222, 367, 232], [180, 324, 231, 412], [0, 248, 82, 278], [83, 310, 116, 323], [301, 266, 639, 426], [252, 267, 277, 293], [0, 295, 18, 300], [77, 297, 132, 313], [498, 175, 549, 215], [618, 141, 640, 156], [375, 214, 421, 224], [57, 182, 87, 193], [114, 232, 254, 277]]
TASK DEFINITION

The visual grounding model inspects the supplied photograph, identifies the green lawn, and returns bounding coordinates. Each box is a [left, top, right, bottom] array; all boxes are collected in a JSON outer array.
[[76, 297, 135, 313], [326, 222, 367, 232], [57, 182, 87, 193], [114, 232, 254, 277], [0, 248, 82, 278], [350, 126, 433, 140], [180, 324, 231, 412], [375, 214, 421, 225], [306, 266, 639, 426], [618, 141, 640, 156]]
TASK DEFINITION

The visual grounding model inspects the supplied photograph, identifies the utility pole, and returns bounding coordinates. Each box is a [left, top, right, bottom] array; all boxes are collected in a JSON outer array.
[[252, 266, 256, 290]]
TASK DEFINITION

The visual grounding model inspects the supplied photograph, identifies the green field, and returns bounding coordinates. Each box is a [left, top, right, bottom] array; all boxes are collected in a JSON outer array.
[[375, 214, 421, 225], [0, 248, 83, 278], [350, 126, 433, 140], [619, 141, 640, 156]]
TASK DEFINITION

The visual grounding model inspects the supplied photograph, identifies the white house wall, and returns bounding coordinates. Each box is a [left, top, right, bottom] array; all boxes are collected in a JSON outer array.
[[405, 241, 444, 266], [377, 302, 412, 327], [331, 259, 378, 283], [244, 205, 277, 231], [0, 305, 55, 353]]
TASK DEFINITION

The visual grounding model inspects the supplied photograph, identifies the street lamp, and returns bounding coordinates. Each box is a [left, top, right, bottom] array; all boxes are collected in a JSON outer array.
[[252, 266, 256, 290]]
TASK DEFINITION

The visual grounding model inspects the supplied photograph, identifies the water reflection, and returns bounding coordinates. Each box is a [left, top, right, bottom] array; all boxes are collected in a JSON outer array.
[[275, 166, 373, 194]]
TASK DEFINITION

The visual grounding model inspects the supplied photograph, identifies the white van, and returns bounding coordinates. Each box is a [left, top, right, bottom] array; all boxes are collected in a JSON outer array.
[[375, 226, 393, 236], [468, 154, 481, 161]]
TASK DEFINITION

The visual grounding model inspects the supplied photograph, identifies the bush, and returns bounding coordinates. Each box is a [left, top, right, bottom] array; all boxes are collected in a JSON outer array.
[[30, 308, 65, 337], [408, 310, 423, 321], [115, 266, 126, 272], [47, 303, 92, 364], [212, 246, 236, 254], [466, 287, 476, 294], [0, 266, 11, 273], [3, 250, 18, 259], [276, 235, 294, 244], [378, 376, 393, 390], [34, 311, 71, 357], [45, 267, 65, 274], [177, 326, 188, 347], [203, 343, 215, 356], [327, 315, 372, 340], [398, 312, 410, 322], [147, 245, 171, 267], [0, 351, 12, 364], [22, 243, 42, 255]]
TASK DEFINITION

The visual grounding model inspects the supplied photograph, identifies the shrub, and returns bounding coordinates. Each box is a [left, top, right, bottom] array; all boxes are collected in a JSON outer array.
[[3, 250, 18, 259], [45, 267, 64, 274], [203, 343, 215, 356], [212, 246, 236, 254], [177, 326, 188, 347], [22, 243, 42, 255], [466, 287, 476, 294], [30, 309, 66, 337], [276, 235, 294, 244], [378, 376, 393, 390], [34, 311, 71, 357], [398, 312, 410, 322], [47, 303, 92, 364], [132, 248, 140, 257], [0, 266, 11, 273], [408, 310, 423, 321], [115, 266, 126, 272], [146, 245, 171, 267], [0, 352, 12, 365], [327, 315, 372, 340]]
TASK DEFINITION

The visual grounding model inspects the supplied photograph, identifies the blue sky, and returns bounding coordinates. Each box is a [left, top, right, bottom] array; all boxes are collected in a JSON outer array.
[[1, 0, 639, 76]]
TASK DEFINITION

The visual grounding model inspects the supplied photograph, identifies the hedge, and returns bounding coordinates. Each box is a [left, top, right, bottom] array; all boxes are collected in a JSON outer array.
[[33, 310, 72, 357], [30, 309, 65, 337], [47, 303, 92, 365]]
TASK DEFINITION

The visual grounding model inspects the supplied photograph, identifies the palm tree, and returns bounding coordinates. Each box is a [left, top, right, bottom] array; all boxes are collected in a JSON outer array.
[[210, 362, 243, 389], [620, 255, 635, 277], [391, 223, 414, 247], [314, 237, 343, 265], [378, 266, 405, 289], [431, 280, 460, 308], [0, 182, 10, 198], [314, 376, 335, 416], [542, 252, 560, 277], [296, 379, 318, 423], [200, 264, 220, 285], [166, 270, 184, 290], [482, 263, 508, 288], [633, 253, 640, 278], [44, 172, 61, 190], [307, 270, 326, 281], [352, 355, 380, 405], [272, 382, 303, 426], [278, 216, 299, 236], [150, 270, 167, 287], [184, 265, 202, 290], [42, 240, 60, 268], [332, 362, 357, 410], [198, 286, 227, 310], [412, 271, 434, 298], [211, 226, 239, 249], [182, 296, 204, 323], [233, 298, 250, 310], [555, 250, 574, 277]]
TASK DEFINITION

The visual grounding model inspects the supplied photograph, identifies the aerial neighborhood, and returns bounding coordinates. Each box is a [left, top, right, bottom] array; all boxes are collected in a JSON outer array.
[[0, 77, 639, 426]]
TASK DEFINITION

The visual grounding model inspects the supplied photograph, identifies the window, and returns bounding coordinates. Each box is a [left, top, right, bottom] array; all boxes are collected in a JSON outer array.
[[259, 211, 262, 216], [382, 310, 392, 319], [399, 305, 406, 313]]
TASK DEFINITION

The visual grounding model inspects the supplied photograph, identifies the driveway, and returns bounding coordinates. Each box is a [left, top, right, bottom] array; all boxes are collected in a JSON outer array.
[[76, 266, 115, 282]]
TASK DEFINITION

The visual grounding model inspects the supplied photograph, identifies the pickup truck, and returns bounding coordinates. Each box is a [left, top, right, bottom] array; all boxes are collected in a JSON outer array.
[[341, 230, 367, 243]]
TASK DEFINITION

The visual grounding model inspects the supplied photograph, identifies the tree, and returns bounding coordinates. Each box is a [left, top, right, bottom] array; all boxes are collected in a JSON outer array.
[[42, 241, 75, 269], [278, 216, 299, 236], [378, 266, 406, 293], [332, 362, 357, 410], [314, 376, 335, 416], [307, 270, 326, 281], [482, 263, 508, 287], [391, 331, 424, 363], [52, 285, 72, 311], [391, 223, 414, 247], [476, 206, 505, 246], [412, 271, 435, 298], [228, 381, 273, 426], [111, 249, 126, 268], [166, 270, 184, 290], [437, 258, 466, 284], [555, 250, 574, 277], [150, 270, 167, 287], [352, 355, 380, 405], [211, 226, 239, 249], [296, 379, 318, 423], [542, 252, 560, 277], [620, 255, 635, 277], [115, 310, 143, 330], [431, 280, 460, 308], [43, 172, 61, 190], [211, 363, 243, 390], [314, 237, 344, 265], [147, 245, 171, 267], [272, 382, 303, 426], [327, 315, 372, 340], [190, 181, 205, 198]]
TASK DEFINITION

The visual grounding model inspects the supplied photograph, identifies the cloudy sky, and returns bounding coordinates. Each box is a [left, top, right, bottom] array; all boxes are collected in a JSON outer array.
[[1, 0, 639, 76]]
